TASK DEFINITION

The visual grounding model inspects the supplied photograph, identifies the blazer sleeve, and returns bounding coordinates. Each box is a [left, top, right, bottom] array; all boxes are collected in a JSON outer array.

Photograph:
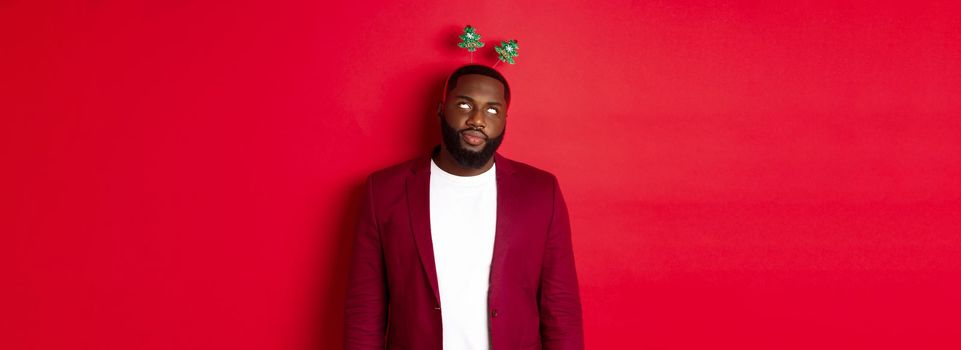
[[344, 176, 389, 349], [539, 176, 585, 350]]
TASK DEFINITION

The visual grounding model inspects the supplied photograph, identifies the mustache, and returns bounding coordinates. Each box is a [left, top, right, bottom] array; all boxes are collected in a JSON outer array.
[[439, 110, 489, 139]]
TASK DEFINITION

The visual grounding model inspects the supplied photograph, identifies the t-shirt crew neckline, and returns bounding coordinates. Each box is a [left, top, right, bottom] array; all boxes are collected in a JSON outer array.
[[430, 158, 496, 186]]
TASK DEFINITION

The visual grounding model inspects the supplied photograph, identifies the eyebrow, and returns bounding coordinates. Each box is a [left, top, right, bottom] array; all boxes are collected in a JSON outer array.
[[456, 95, 503, 107]]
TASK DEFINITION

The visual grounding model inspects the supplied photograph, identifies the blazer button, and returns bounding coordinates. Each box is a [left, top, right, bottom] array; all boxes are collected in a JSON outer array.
[[491, 309, 498, 318]]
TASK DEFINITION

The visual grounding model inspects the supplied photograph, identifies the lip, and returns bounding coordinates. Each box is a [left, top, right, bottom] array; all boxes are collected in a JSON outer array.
[[461, 130, 487, 146]]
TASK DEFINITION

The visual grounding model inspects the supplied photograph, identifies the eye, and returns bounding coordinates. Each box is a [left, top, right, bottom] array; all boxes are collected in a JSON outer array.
[[486, 107, 499, 115], [456, 102, 471, 110]]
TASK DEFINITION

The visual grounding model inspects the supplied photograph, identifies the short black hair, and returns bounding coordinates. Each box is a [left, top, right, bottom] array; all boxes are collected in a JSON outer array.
[[444, 64, 511, 106]]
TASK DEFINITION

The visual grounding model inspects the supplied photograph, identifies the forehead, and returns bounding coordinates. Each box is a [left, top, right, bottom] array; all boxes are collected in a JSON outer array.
[[449, 74, 506, 103]]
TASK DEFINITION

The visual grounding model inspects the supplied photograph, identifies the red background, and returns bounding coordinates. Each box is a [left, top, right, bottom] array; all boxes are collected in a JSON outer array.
[[3, 1, 960, 349]]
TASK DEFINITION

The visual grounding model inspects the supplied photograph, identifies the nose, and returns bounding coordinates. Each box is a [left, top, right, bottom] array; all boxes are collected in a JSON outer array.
[[466, 108, 485, 129]]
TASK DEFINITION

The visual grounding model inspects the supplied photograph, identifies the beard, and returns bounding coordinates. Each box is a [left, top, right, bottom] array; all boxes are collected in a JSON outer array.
[[439, 114, 506, 169]]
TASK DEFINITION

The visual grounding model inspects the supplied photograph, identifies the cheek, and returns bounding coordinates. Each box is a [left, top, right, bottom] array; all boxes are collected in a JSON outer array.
[[440, 113, 462, 130], [443, 109, 469, 123], [490, 120, 506, 136]]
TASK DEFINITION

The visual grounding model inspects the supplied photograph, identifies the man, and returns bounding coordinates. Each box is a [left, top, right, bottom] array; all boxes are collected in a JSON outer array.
[[344, 64, 584, 350]]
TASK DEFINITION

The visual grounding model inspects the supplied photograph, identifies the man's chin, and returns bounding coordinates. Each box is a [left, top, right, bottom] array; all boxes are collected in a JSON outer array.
[[458, 149, 485, 158], [450, 147, 491, 169]]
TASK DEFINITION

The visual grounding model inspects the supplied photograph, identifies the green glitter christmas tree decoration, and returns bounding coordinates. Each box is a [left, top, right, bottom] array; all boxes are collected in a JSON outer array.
[[457, 25, 485, 63], [493, 39, 519, 67]]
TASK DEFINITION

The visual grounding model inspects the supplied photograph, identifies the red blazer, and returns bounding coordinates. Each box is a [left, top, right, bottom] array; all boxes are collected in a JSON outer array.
[[345, 146, 584, 350]]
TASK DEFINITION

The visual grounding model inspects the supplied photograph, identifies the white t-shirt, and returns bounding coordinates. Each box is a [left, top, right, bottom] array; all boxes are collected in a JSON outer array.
[[429, 158, 497, 350]]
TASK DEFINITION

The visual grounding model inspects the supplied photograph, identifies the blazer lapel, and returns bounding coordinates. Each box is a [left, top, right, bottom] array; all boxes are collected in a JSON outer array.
[[405, 147, 519, 307], [406, 151, 440, 306], [490, 152, 517, 294]]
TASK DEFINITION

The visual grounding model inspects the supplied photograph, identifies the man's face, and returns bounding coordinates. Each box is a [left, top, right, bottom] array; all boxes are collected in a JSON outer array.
[[439, 74, 508, 169]]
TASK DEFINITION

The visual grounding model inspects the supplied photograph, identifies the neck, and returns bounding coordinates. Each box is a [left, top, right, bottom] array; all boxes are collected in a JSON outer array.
[[433, 145, 494, 176]]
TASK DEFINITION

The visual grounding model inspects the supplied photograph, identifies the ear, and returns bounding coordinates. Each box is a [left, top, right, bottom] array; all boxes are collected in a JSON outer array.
[[436, 102, 443, 116]]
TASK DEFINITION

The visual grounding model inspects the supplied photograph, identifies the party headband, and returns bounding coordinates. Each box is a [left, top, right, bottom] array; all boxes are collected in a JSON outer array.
[[457, 25, 519, 68]]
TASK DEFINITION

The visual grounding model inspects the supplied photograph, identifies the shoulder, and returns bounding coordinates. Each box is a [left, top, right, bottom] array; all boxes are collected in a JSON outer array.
[[498, 154, 558, 184], [496, 153, 562, 196], [497, 154, 568, 220]]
